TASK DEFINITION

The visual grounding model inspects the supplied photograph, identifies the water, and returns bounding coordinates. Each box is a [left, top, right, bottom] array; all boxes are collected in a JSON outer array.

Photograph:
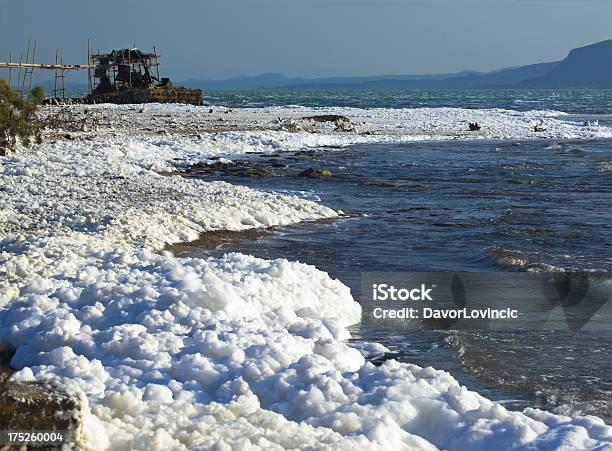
[[185, 90, 612, 421], [206, 88, 612, 114]]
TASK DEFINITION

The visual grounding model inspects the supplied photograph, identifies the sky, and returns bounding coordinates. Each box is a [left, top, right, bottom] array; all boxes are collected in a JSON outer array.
[[0, 0, 611, 81]]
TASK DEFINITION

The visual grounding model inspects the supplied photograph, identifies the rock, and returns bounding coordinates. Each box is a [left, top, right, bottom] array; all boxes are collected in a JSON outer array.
[[534, 120, 547, 132], [187, 159, 285, 178], [0, 343, 82, 446], [298, 168, 333, 178], [302, 114, 350, 123], [0, 344, 14, 390], [301, 115, 355, 132], [277, 118, 301, 132], [336, 120, 356, 132]]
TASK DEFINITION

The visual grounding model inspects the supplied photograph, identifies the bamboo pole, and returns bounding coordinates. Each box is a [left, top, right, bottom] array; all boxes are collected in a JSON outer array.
[[61, 58, 65, 99], [153, 46, 160, 81], [0, 62, 92, 70], [8, 51, 12, 89], [87, 39, 92, 95], [54, 49, 59, 99], [20, 37, 31, 97], [16, 51, 23, 94], [28, 40, 37, 96]]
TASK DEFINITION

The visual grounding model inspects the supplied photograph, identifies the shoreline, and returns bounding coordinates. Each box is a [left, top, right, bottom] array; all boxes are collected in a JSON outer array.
[[1, 102, 611, 449], [163, 228, 273, 254]]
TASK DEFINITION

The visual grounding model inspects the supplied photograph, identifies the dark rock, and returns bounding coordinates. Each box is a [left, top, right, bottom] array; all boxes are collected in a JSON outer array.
[[534, 120, 547, 132], [302, 114, 350, 123], [0, 343, 82, 445], [187, 159, 286, 178], [298, 168, 333, 178]]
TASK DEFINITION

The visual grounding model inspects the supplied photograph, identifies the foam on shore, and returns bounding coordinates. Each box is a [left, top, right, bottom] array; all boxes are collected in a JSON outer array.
[[1, 104, 612, 450]]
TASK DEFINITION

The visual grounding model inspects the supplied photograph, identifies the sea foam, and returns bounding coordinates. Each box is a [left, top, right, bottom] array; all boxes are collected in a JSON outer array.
[[1, 104, 611, 450]]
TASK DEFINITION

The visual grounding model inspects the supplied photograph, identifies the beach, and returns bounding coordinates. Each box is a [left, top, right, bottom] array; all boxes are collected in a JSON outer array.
[[1, 99, 612, 450]]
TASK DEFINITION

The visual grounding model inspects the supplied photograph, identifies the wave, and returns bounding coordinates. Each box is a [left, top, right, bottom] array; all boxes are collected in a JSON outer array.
[[487, 246, 612, 273], [447, 331, 612, 424]]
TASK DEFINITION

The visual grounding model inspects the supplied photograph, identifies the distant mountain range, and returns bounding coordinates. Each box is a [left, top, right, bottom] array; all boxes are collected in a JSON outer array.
[[183, 39, 612, 90], [181, 70, 482, 91]]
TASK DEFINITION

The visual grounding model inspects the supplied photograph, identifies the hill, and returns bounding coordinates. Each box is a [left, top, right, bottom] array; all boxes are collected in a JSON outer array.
[[520, 39, 612, 88], [182, 39, 612, 90]]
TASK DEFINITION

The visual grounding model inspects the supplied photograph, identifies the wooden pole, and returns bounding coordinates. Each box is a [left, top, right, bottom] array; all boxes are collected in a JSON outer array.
[[21, 37, 31, 97], [16, 51, 23, 94], [54, 49, 58, 99], [28, 40, 37, 96], [87, 39, 92, 95], [0, 62, 92, 70], [153, 46, 160, 82], [8, 51, 12, 89], [61, 58, 65, 99]]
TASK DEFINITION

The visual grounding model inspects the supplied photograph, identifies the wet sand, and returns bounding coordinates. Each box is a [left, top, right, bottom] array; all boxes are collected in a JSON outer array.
[[164, 228, 273, 254]]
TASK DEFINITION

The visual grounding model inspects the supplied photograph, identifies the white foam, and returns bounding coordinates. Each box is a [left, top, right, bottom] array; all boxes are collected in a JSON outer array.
[[65, 105, 612, 175], [1, 104, 611, 450]]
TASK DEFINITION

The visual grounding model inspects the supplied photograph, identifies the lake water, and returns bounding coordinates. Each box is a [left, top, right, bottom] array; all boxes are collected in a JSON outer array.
[[182, 89, 612, 422]]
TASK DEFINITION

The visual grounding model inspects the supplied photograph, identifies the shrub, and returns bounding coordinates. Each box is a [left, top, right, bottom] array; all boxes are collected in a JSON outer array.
[[0, 80, 45, 155]]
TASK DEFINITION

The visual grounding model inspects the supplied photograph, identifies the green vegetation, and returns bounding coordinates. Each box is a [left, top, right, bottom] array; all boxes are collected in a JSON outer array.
[[0, 80, 45, 155]]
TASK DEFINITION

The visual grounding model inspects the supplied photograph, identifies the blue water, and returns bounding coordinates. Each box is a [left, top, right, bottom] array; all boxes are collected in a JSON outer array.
[[206, 88, 612, 114], [185, 90, 612, 421]]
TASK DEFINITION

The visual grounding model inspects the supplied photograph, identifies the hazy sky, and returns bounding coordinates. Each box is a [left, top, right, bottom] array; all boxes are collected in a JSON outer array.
[[1, 0, 611, 80]]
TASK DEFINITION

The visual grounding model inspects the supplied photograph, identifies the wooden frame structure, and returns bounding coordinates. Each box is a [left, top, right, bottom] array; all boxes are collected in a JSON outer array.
[[88, 47, 163, 95], [2, 40, 202, 105], [0, 38, 92, 99]]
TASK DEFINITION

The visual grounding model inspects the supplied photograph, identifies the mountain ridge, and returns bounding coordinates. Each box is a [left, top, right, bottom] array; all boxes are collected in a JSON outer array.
[[182, 39, 612, 90]]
